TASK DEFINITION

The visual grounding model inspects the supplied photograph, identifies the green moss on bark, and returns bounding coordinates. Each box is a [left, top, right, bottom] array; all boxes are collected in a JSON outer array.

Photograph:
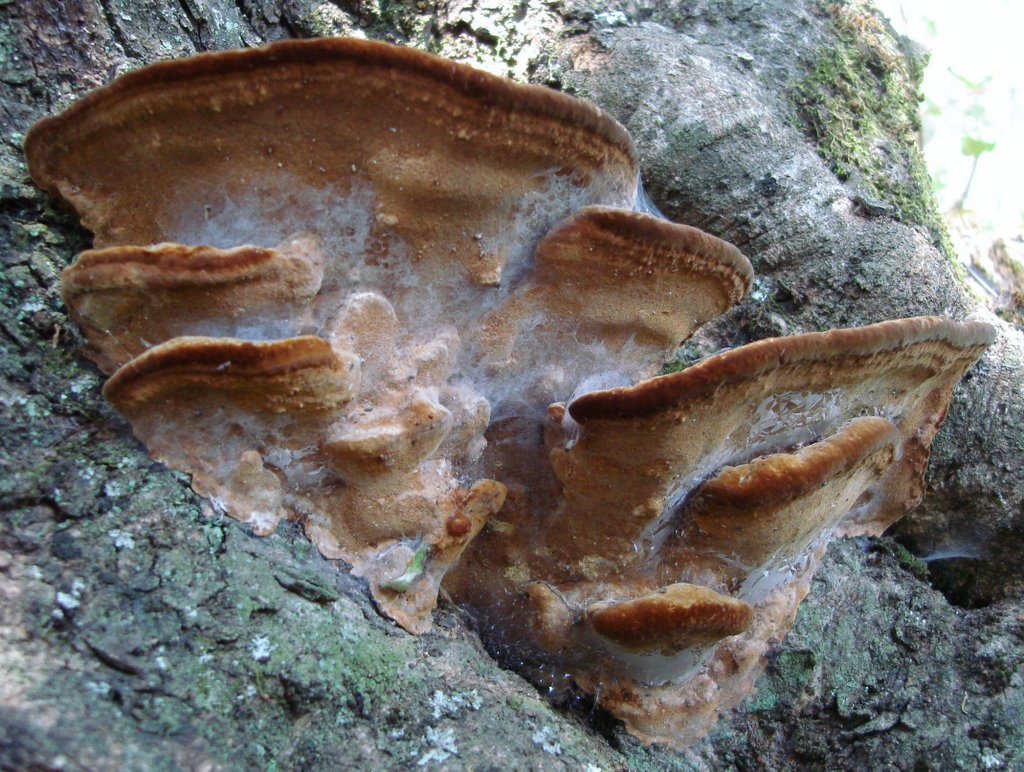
[[791, 1, 956, 263]]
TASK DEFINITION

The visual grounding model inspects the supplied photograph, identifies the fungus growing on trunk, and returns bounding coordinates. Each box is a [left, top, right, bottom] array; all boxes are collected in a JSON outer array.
[[25, 37, 995, 746]]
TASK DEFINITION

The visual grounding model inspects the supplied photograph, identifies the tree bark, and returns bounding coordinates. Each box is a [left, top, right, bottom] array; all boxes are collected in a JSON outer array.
[[2, 1, 1021, 769]]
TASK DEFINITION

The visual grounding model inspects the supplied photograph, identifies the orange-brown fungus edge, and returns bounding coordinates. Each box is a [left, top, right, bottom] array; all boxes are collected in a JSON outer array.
[[24, 37, 636, 199], [695, 416, 901, 510], [588, 587, 754, 649], [538, 205, 753, 301], [63, 244, 280, 294], [568, 317, 997, 422], [102, 335, 343, 406]]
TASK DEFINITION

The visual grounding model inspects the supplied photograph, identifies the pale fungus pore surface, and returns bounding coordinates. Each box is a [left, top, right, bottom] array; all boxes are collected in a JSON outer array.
[[26, 38, 995, 746]]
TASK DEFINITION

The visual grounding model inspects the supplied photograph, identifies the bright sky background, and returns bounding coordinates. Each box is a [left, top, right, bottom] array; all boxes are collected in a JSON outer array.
[[876, 0, 1023, 237]]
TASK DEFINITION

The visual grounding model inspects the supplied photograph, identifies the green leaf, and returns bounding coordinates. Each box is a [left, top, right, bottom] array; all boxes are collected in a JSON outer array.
[[948, 68, 992, 93], [961, 135, 996, 157], [382, 542, 431, 592]]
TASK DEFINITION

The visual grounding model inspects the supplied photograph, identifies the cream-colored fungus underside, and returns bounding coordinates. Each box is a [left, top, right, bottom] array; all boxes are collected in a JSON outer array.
[[26, 38, 995, 746]]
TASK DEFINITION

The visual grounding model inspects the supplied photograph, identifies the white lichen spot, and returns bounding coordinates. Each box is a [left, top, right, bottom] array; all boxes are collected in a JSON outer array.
[[530, 725, 562, 755], [748, 276, 770, 303], [85, 681, 110, 697], [154, 655, 169, 671], [17, 395, 47, 419], [115, 456, 139, 472], [56, 579, 86, 613], [417, 726, 458, 767], [69, 375, 96, 395], [109, 529, 135, 550], [594, 10, 629, 27], [429, 689, 483, 719], [249, 635, 274, 662], [981, 753, 1004, 769]]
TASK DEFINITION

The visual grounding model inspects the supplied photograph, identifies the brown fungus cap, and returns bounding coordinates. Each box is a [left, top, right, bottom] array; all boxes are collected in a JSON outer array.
[[689, 415, 901, 513], [551, 317, 995, 562], [678, 416, 901, 570], [532, 206, 752, 348], [476, 206, 752, 372], [568, 317, 995, 422], [25, 38, 638, 286], [63, 240, 324, 372], [586, 583, 754, 655], [103, 335, 359, 414]]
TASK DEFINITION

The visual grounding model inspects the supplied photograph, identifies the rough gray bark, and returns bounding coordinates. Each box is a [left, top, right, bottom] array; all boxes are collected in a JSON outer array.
[[2, 1, 1022, 769]]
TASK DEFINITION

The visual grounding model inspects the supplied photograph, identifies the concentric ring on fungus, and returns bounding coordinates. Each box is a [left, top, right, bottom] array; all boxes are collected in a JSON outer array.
[[25, 37, 996, 747]]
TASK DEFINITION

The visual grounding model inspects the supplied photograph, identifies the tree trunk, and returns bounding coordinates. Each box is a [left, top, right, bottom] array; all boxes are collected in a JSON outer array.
[[2, 1, 1021, 768]]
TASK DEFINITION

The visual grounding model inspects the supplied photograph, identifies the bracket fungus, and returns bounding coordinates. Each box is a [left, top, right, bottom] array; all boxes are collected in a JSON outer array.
[[26, 38, 995, 745]]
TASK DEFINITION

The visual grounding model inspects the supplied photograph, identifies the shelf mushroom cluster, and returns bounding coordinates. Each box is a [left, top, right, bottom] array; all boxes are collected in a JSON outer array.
[[26, 38, 995, 746]]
